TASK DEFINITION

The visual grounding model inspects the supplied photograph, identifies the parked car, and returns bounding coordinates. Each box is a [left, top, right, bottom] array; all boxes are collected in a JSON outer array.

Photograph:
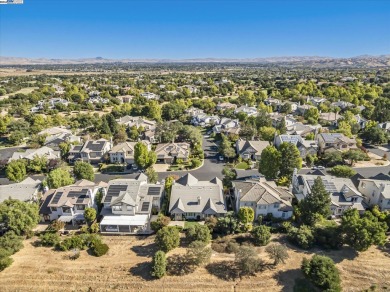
[[219, 155, 224, 161]]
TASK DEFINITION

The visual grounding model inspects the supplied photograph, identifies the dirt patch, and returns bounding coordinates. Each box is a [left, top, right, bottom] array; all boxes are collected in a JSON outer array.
[[0, 235, 389, 291]]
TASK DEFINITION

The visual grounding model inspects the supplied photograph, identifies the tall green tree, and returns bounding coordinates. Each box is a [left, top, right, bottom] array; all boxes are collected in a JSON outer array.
[[134, 142, 156, 169], [302, 255, 341, 292], [155, 226, 180, 252], [341, 209, 387, 252], [259, 145, 280, 179], [278, 142, 302, 180], [299, 177, 331, 226], [84, 207, 97, 226], [5, 159, 27, 182], [0, 199, 39, 235], [73, 161, 95, 181], [47, 167, 74, 189], [151, 250, 167, 279], [238, 207, 254, 224]]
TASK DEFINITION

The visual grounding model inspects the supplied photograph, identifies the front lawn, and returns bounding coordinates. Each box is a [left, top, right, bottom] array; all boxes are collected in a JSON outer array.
[[235, 162, 250, 170], [100, 164, 124, 173], [184, 221, 201, 229]]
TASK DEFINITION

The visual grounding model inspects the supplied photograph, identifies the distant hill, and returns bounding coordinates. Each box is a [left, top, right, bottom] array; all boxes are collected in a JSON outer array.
[[0, 55, 389, 67]]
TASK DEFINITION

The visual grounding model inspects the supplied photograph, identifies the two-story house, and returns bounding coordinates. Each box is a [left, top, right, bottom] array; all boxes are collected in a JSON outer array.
[[0, 177, 41, 204], [274, 134, 318, 158], [212, 118, 240, 135], [99, 175, 164, 234], [232, 179, 294, 220], [39, 180, 107, 224], [169, 174, 227, 220], [68, 139, 112, 164], [292, 171, 365, 217], [317, 133, 357, 154], [358, 178, 390, 211], [234, 105, 258, 117], [236, 139, 270, 161], [109, 141, 151, 165], [155, 142, 190, 164]]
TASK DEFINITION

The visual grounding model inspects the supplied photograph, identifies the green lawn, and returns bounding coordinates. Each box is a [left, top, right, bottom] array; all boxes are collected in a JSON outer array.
[[235, 162, 250, 170]]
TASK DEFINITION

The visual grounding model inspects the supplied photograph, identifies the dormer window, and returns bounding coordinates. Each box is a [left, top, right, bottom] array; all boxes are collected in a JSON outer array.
[[112, 205, 121, 211]]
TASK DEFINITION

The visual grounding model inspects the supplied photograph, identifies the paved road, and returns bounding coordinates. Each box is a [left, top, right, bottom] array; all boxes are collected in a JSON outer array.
[[94, 135, 259, 183]]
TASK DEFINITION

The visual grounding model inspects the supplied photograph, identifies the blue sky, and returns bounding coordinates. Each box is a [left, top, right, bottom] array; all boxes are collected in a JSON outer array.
[[0, 0, 389, 59]]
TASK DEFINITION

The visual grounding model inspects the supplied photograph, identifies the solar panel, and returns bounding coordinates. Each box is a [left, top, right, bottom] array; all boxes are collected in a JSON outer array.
[[104, 185, 128, 203], [147, 187, 161, 196], [51, 192, 63, 204], [76, 195, 87, 203], [141, 202, 150, 212]]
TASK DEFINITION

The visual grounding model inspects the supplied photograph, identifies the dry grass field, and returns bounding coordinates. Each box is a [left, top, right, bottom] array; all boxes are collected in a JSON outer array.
[[0, 235, 389, 292]]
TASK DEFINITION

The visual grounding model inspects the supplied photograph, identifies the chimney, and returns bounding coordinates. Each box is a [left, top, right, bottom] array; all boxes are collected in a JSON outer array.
[[197, 196, 201, 205]]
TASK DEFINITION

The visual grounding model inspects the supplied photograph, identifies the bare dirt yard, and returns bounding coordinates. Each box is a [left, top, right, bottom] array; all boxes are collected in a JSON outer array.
[[0, 235, 389, 292]]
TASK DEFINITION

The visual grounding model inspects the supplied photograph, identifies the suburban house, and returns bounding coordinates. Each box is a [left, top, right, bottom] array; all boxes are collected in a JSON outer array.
[[39, 126, 81, 151], [232, 179, 294, 219], [306, 96, 326, 107], [212, 118, 240, 135], [169, 174, 227, 220], [216, 102, 237, 111], [186, 107, 204, 117], [236, 139, 270, 160], [317, 133, 357, 153], [286, 122, 321, 137], [116, 95, 133, 103], [88, 96, 109, 104], [274, 134, 318, 158], [117, 116, 157, 131], [296, 104, 316, 116], [191, 113, 220, 127], [331, 100, 354, 110], [39, 180, 107, 224], [68, 139, 112, 164], [354, 114, 368, 129], [99, 176, 164, 234], [0, 177, 41, 203], [141, 92, 159, 100], [264, 97, 282, 107], [270, 114, 297, 128], [357, 178, 390, 211], [155, 142, 190, 164], [234, 105, 258, 117], [109, 141, 151, 165], [319, 112, 342, 126], [9, 146, 61, 162], [292, 171, 365, 217], [378, 122, 390, 134]]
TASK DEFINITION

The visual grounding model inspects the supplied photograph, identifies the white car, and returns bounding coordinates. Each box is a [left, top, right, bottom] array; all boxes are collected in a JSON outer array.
[[219, 156, 224, 161]]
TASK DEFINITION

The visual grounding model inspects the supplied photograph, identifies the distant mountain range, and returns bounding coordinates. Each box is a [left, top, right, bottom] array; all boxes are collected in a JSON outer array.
[[0, 55, 389, 67]]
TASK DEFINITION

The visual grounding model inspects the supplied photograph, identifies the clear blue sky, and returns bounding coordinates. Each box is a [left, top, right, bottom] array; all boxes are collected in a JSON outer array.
[[0, 0, 389, 59]]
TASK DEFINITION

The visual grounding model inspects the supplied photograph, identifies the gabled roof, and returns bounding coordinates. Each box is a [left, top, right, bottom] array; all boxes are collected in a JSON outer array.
[[237, 139, 269, 155], [170, 198, 185, 213], [203, 198, 218, 214], [176, 173, 199, 186], [110, 192, 136, 207]]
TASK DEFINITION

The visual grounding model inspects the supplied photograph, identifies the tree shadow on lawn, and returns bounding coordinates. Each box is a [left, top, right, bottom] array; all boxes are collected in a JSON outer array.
[[129, 261, 154, 281], [274, 268, 304, 292], [167, 254, 196, 276], [205, 261, 240, 281], [130, 242, 158, 258]]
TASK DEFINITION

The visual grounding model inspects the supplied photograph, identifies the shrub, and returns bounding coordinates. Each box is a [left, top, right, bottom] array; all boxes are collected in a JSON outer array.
[[205, 216, 218, 232], [329, 165, 356, 178], [150, 215, 171, 232], [314, 225, 343, 250], [251, 225, 271, 246], [0, 256, 13, 271], [69, 249, 80, 260], [151, 250, 167, 278], [38, 232, 60, 247], [235, 246, 263, 275], [0, 231, 23, 255], [92, 242, 109, 257], [48, 220, 65, 231], [187, 240, 212, 266], [265, 244, 289, 265], [90, 223, 100, 233], [287, 225, 315, 249], [301, 255, 341, 292], [57, 235, 88, 251], [185, 224, 211, 243], [155, 226, 180, 252]]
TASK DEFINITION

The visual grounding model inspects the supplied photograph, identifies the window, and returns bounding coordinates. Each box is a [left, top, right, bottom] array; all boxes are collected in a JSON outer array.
[[126, 205, 132, 211], [112, 205, 121, 211], [273, 203, 280, 208], [361, 182, 366, 189], [387, 201, 390, 205], [258, 205, 266, 209], [76, 205, 85, 210], [282, 212, 286, 218], [62, 207, 71, 213], [51, 207, 57, 212]]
